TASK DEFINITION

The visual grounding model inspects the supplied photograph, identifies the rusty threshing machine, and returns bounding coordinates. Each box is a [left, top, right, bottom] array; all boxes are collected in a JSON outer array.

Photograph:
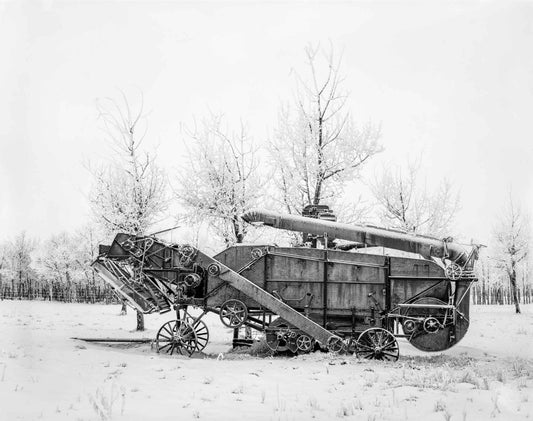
[[93, 206, 480, 360]]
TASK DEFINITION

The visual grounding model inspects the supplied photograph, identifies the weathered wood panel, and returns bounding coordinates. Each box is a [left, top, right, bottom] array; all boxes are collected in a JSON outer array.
[[390, 279, 449, 307], [208, 247, 450, 316], [327, 262, 385, 284], [326, 282, 386, 310], [389, 256, 444, 277]]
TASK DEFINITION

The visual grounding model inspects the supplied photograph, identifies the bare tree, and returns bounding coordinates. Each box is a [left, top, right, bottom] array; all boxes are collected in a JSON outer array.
[[90, 93, 167, 237], [370, 159, 460, 237], [493, 194, 530, 314], [89, 92, 168, 329], [270, 44, 382, 216], [175, 113, 262, 246]]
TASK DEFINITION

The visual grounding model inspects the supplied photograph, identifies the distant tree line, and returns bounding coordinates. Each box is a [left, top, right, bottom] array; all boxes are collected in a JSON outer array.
[[472, 281, 532, 306], [0, 280, 116, 303], [0, 230, 116, 303]]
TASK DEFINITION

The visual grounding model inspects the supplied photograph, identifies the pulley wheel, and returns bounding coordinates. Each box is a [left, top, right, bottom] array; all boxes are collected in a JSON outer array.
[[445, 263, 463, 280], [327, 336, 346, 354], [296, 334, 314, 353], [219, 299, 248, 328]]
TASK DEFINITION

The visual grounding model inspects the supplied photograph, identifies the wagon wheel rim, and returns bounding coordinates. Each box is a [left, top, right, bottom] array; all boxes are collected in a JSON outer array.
[[174, 322, 198, 356], [356, 328, 399, 361], [156, 320, 199, 357], [176, 324, 198, 356], [185, 316, 210, 352], [156, 320, 179, 355], [219, 299, 248, 328]]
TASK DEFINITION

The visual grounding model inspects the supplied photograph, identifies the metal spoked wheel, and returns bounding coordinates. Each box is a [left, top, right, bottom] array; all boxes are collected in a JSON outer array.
[[327, 336, 347, 354], [445, 263, 463, 280], [184, 316, 210, 352], [296, 334, 314, 353], [219, 299, 248, 328], [156, 320, 198, 356], [355, 328, 399, 361], [423, 316, 441, 334]]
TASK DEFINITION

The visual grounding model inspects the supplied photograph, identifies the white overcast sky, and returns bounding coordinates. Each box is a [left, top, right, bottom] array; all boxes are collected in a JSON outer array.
[[1, 0, 532, 244]]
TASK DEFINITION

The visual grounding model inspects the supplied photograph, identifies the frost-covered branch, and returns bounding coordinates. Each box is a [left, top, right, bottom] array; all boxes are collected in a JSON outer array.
[[370, 159, 460, 237], [270, 43, 382, 217], [175, 113, 263, 246]]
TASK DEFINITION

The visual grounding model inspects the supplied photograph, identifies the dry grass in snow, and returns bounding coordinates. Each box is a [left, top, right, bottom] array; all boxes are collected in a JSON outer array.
[[0, 301, 532, 420]]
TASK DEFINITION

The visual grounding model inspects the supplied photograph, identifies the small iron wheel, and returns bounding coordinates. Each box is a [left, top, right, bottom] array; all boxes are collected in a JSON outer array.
[[355, 328, 399, 361], [402, 319, 417, 335], [327, 336, 346, 353], [219, 299, 248, 328], [156, 320, 198, 357], [251, 247, 265, 259], [423, 317, 441, 334], [183, 273, 201, 288], [207, 263, 220, 276], [296, 334, 314, 353], [445, 263, 463, 280]]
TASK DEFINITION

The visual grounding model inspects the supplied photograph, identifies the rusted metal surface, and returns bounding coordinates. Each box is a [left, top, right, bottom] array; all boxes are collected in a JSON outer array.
[[195, 250, 340, 346], [92, 261, 147, 313], [242, 208, 472, 266]]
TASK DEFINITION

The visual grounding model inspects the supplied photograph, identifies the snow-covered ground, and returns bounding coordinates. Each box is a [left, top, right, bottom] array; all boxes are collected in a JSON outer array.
[[0, 301, 532, 420]]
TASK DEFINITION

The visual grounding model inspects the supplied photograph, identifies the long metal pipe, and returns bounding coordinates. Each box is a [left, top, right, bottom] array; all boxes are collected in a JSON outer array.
[[242, 209, 471, 266]]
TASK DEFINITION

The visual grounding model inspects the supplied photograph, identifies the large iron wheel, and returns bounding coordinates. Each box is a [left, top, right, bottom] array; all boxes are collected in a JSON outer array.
[[219, 299, 248, 328], [184, 316, 210, 352], [355, 328, 399, 361], [156, 320, 198, 356]]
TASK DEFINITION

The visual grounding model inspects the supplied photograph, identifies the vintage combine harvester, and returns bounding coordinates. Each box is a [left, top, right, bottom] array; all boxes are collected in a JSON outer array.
[[93, 207, 480, 360]]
